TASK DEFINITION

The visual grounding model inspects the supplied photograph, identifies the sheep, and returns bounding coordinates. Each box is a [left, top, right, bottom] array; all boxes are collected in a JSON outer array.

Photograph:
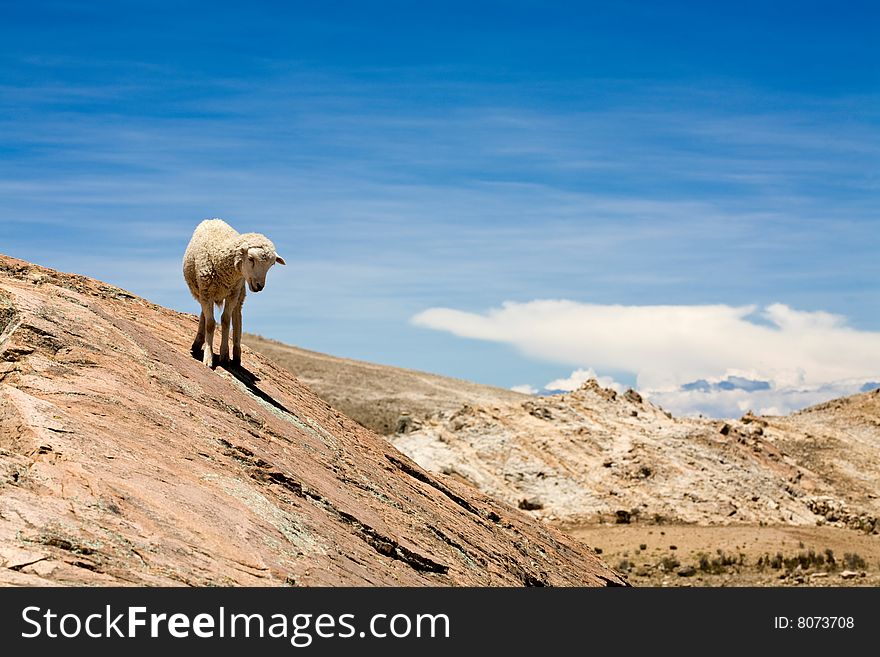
[[182, 218, 285, 367]]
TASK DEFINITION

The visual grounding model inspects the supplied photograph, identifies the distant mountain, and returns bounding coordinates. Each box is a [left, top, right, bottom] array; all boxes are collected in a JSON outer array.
[[681, 376, 771, 392]]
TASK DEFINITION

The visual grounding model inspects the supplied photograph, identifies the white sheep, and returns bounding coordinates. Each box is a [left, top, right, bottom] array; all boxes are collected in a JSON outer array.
[[182, 218, 286, 367]]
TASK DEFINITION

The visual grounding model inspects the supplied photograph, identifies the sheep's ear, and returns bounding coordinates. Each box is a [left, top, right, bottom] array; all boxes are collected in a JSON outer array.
[[275, 255, 286, 266], [234, 245, 248, 269]]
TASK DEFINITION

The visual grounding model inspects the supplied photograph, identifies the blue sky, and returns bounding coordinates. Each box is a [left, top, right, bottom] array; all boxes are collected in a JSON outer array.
[[2, 1, 878, 416]]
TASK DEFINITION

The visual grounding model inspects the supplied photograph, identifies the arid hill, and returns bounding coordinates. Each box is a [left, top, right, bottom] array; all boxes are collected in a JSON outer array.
[[0, 254, 625, 586], [237, 298, 880, 587], [767, 391, 880, 524], [241, 336, 878, 533], [242, 334, 527, 435], [391, 381, 880, 531]]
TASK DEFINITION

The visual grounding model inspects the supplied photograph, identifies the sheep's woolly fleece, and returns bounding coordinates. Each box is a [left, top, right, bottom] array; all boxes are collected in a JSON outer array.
[[183, 218, 280, 303]]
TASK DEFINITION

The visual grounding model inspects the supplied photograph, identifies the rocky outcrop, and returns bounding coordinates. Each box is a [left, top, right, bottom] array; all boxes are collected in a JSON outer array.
[[0, 254, 625, 586], [392, 380, 880, 530], [770, 390, 880, 532]]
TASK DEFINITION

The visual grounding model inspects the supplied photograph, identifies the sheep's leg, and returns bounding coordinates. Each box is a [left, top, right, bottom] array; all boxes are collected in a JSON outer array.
[[219, 300, 232, 363], [191, 310, 206, 354], [200, 298, 216, 368], [232, 303, 243, 365]]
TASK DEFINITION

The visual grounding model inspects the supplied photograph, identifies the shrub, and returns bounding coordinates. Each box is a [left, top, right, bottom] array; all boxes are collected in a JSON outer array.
[[756, 548, 854, 573], [843, 553, 867, 570], [659, 556, 680, 571], [697, 551, 744, 574], [824, 548, 836, 569]]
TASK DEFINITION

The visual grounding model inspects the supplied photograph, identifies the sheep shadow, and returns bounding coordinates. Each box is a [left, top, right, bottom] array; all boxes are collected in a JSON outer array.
[[189, 348, 292, 416], [218, 360, 294, 416]]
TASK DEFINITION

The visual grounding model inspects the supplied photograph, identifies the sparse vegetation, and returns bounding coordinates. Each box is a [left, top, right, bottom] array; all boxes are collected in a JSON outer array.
[[572, 525, 879, 587], [754, 548, 869, 574], [824, 548, 835, 566], [659, 555, 680, 571], [696, 550, 745, 574], [843, 552, 867, 570]]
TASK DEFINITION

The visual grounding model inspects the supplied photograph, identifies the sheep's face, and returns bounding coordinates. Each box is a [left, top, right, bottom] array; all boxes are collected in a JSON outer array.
[[239, 247, 286, 293]]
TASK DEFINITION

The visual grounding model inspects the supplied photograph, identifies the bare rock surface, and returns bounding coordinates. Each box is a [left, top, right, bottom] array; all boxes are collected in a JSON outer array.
[[390, 380, 880, 530], [766, 391, 880, 533], [0, 254, 625, 587]]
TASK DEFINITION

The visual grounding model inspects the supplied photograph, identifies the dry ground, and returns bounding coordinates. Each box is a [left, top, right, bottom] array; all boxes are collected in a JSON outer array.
[[243, 334, 526, 435], [565, 523, 880, 587]]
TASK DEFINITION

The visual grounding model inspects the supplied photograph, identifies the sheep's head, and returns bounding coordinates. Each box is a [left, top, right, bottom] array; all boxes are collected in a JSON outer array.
[[235, 236, 286, 293]]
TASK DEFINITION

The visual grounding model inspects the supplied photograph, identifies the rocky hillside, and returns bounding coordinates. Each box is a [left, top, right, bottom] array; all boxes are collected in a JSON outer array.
[[242, 334, 527, 435], [0, 254, 625, 586], [390, 381, 880, 531], [767, 391, 880, 525]]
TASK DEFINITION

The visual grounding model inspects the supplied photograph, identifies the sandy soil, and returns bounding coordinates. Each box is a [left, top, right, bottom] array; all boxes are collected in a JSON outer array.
[[565, 524, 880, 587]]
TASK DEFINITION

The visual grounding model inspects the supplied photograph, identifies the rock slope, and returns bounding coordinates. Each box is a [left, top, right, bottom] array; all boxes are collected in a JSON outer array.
[[391, 381, 880, 531], [0, 254, 625, 586], [766, 391, 880, 530], [242, 334, 527, 435]]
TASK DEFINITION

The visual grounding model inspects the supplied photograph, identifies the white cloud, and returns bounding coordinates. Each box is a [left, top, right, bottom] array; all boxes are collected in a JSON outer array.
[[544, 368, 624, 393], [413, 300, 880, 417], [510, 384, 538, 395]]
